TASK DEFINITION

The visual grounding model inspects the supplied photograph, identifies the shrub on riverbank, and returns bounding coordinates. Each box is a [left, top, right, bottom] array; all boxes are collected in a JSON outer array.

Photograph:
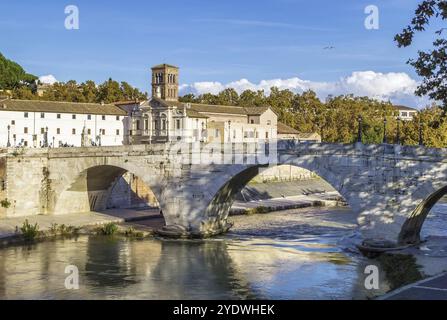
[[20, 219, 40, 241], [97, 222, 119, 235], [49, 223, 80, 237]]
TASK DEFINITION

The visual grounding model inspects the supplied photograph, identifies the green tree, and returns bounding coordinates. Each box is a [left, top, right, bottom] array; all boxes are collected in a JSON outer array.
[[395, 0, 447, 109], [0, 52, 37, 90]]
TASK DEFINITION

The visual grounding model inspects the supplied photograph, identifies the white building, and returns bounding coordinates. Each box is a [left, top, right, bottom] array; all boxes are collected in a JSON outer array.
[[0, 98, 127, 148], [394, 105, 418, 121]]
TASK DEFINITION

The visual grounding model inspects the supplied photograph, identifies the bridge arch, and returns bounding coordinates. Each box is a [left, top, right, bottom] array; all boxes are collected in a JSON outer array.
[[399, 183, 447, 245], [203, 159, 355, 229], [53, 164, 163, 216]]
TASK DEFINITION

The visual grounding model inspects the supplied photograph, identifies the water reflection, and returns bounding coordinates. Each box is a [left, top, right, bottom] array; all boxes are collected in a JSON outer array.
[[1, 204, 445, 300]]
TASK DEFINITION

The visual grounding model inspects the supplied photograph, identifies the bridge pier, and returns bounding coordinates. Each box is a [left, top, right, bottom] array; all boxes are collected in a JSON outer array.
[[1, 143, 447, 246]]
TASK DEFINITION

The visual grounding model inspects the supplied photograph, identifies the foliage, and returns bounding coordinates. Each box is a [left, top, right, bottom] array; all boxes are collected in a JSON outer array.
[[123, 227, 144, 238], [395, 0, 447, 109], [48, 223, 80, 236], [97, 222, 119, 235], [1, 51, 147, 103], [20, 219, 40, 241], [0, 199, 11, 208], [0, 53, 37, 90]]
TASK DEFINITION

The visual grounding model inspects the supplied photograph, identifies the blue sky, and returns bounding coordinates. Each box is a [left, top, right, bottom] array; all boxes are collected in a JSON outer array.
[[0, 0, 442, 106]]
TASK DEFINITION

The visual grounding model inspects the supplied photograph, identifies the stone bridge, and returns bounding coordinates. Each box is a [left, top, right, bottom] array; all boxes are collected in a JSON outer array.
[[1, 141, 447, 247]]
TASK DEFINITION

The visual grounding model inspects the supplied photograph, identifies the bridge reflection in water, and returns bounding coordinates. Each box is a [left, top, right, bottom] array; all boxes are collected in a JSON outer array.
[[0, 206, 411, 300]]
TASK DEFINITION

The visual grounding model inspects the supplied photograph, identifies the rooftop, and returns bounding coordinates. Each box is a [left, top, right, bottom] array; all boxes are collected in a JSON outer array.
[[152, 97, 273, 117], [394, 105, 418, 111], [151, 63, 179, 69], [277, 122, 300, 134], [0, 99, 127, 116]]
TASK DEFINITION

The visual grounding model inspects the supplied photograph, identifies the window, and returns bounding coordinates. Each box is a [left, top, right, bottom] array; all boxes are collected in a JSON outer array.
[[265, 132, 269, 139], [102, 115, 106, 120], [11, 120, 15, 125], [56, 128, 60, 135], [87, 115, 92, 120], [57, 114, 61, 119], [250, 119, 254, 124], [267, 120, 271, 125], [72, 129, 76, 135], [24, 141, 28, 147], [162, 120, 166, 130], [13, 134, 16, 139], [402, 112, 408, 117], [87, 129, 91, 135], [41, 128, 45, 134], [215, 129, 219, 138], [40, 112, 45, 118], [24, 127, 28, 134], [176, 119, 181, 130], [244, 131, 248, 138], [72, 114, 76, 119], [102, 129, 106, 135], [136, 120, 141, 130], [116, 129, 120, 135], [24, 112, 28, 118], [116, 116, 120, 121]]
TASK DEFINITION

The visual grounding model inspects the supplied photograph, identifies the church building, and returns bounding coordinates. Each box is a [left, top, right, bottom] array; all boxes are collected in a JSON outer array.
[[124, 64, 281, 144]]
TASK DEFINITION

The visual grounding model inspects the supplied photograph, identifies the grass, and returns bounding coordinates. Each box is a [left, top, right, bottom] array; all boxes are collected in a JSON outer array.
[[48, 223, 80, 237], [97, 222, 119, 236], [123, 227, 144, 238], [20, 219, 40, 241]]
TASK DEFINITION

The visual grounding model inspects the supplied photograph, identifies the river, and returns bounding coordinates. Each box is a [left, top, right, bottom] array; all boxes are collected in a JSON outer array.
[[0, 204, 445, 300]]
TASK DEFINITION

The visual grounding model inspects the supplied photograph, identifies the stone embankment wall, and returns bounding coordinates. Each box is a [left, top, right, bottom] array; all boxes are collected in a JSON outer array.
[[249, 165, 316, 183]]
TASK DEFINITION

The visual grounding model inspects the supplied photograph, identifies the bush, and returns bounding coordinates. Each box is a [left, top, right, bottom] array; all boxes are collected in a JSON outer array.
[[49, 223, 79, 237], [98, 222, 118, 235], [0, 199, 11, 208], [20, 219, 40, 241], [123, 227, 144, 238]]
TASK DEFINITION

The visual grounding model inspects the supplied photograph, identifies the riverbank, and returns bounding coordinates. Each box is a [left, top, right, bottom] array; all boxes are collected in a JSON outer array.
[[0, 208, 161, 246], [0, 178, 343, 243]]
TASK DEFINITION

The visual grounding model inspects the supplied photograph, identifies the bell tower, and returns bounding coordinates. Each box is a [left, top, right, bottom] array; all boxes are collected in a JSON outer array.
[[151, 64, 179, 101]]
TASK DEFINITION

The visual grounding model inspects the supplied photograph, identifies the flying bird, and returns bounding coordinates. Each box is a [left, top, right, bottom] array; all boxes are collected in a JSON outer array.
[[323, 46, 335, 50]]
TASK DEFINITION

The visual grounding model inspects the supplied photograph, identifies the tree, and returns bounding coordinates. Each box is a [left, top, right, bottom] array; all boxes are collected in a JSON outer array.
[[395, 1, 447, 109], [217, 88, 239, 105], [0, 52, 37, 90]]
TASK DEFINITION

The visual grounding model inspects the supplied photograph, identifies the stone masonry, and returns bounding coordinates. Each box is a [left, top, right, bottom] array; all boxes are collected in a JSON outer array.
[[1, 141, 447, 246]]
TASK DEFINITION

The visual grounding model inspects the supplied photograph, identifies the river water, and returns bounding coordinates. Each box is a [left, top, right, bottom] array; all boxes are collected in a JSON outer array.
[[0, 205, 445, 300]]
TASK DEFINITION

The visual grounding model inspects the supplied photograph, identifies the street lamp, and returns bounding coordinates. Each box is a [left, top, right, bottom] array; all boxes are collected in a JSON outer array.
[[419, 116, 423, 146], [6, 125, 11, 147], [383, 117, 387, 144], [396, 116, 401, 145], [44, 126, 49, 147], [357, 115, 363, 143]]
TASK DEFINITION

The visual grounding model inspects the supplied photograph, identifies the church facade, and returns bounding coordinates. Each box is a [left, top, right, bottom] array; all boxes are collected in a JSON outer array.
[[123, 64, 285, 144]]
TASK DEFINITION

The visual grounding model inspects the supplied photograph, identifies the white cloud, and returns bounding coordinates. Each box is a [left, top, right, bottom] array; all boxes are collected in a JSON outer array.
[[38, 74, 58, 85], [180, 71, 429, 108]]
